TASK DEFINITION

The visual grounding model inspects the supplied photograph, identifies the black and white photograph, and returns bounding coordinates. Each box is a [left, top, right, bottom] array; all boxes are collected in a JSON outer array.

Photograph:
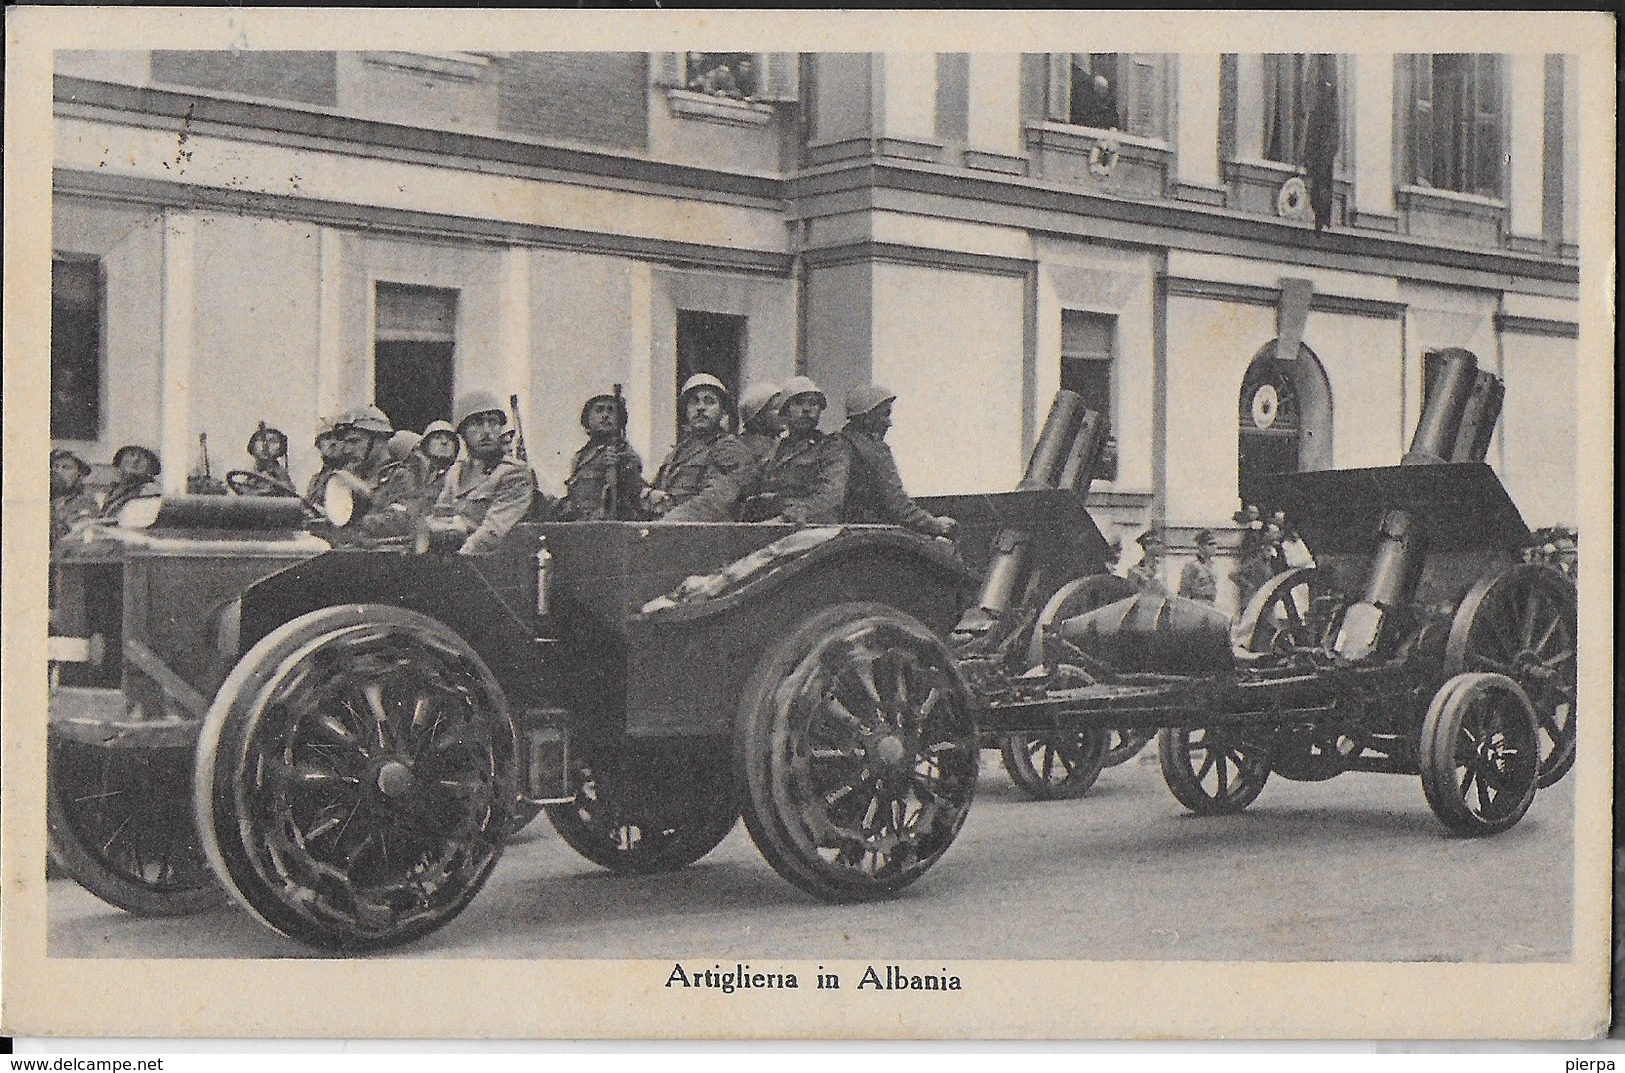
[[4, 8, 1614, 1042]]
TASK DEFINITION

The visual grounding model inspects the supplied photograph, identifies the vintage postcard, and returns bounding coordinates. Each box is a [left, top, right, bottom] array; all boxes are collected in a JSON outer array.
[[3, 7, 1615, 1041]]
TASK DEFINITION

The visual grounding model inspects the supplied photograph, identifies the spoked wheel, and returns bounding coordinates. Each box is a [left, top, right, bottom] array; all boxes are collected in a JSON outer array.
[[1000, 729, 1108, 800], [545, 749, 739, 874], [1101, 728, 1155, 768], [1158, 724, 1273, 814], [1027, 573, 1137, 667], [1447, 564, 1577, 788], [196, 605, 517, 952], [1420, 672, 1540, 837], [998, 664, 1108, 801], [737, 602, 979, 903], [1235, 568, 1334, 656], [47, 736, 220, 916]]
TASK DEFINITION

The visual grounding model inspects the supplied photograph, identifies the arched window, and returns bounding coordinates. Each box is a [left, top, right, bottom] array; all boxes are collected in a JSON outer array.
[[1238, 340, 1332, 509]]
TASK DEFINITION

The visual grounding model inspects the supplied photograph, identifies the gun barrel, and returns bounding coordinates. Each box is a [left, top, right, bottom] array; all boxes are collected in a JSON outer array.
[[1017, 390, 1085, 491], [1404, 348, 1479, 464]]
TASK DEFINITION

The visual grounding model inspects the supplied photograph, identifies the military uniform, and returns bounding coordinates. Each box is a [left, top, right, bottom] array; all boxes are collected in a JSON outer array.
[[99, 477, 158, 520], [563, 439, 645, 521], [1178, 558, 1219, 604], [356, 453, 435, 539], [740, 430, 778, 467], [839, 426, 942, 533], [649, 429, 754, 522], [51, 487, 98, 545], [754, 431, 849, 525], [434, 456, 535, 554]]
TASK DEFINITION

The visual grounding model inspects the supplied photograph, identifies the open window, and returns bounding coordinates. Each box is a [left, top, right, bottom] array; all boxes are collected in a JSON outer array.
[[374, 282, 457, 435], [1401, 54, 1505, 198], [1060, 310, 1118, 481], [1049, 53, 1170, 140], [1238, 340, 1333, 510], [675, 310, 746, 429], [52, 257, 102, 441], [1261, 54, 1346, 171]]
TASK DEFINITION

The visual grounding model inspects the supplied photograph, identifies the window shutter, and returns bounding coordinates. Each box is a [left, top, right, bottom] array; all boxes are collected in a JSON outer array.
[[1409, 54, 1434, 185], [1127, 54, 1161, 138], [654, 52, 684, 88], [1047, 53, 1072, 122], [1471, 54, 1503, 197], [757, 52, 799, 100]]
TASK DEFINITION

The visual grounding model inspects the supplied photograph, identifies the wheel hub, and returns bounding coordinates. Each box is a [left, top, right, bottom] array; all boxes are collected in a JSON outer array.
[[374, 758, 418, 800], [867, 733, 910, 773]]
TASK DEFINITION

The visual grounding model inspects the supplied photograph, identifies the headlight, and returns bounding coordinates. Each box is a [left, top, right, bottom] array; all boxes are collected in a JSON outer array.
[[323, 477, 357, 527]]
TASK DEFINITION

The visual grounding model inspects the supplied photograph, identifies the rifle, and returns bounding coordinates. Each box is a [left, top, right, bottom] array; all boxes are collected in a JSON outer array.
[[603, 383, 625, 519], [199, 433, 213, 481], [508, 394, 529, 463]]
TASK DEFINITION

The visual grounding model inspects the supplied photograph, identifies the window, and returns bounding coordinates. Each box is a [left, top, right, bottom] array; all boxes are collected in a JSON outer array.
[[676, 310, 746, 428], [1262, 54, 1342, 169], [374, 282, 457, 435], [1055, 53, 1169, 140], [1404, 54, 1505, 198], [684, 53, 758, 100], [52, 257, 102, 441], [1060, 310, 1117, 481]]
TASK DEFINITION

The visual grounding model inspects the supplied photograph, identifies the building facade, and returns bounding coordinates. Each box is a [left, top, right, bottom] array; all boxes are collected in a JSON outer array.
[[51, 50, 1580, 609]]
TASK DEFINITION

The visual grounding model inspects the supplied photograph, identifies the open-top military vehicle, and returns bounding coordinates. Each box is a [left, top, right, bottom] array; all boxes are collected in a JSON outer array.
[[46, 347, 1573, 952]]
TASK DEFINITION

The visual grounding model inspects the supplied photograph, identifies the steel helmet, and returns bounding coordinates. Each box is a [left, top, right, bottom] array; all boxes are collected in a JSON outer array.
[[51, 447, 92, 476], [112, 444, 162, 476], [845, 383, 897, 419], [579, 392, 629, 431], [678, 373, 731, 401], [739, 381, 782, 425], [341, 404, 394, 435], [385, 430, 423, 462], [421, 419, 458, 440], [452, 390, 508, 430], [247, 423, 289, 459], [314, 412, 345, 440], [777, 375, 827, 411]]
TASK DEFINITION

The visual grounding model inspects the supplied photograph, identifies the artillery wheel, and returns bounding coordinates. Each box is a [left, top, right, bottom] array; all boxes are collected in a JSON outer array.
[[1235, 568, 1333, 655], [1446, 563, 1577, 788], [1027, 573, 1138, 667], [1102, 728, 1155, 768], [196, 605, 516, 952], [47, 736, 220, 916], [736, 602, 978, 903], [998, 665, 1108, 800], [545, 752, 738, 874], [1158, 725, 1273, 814], [1420, 672, 1540, 837]]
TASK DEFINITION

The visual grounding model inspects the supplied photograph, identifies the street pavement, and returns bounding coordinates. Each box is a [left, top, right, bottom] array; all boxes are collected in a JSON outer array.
[[47, 749, 1573, 962]]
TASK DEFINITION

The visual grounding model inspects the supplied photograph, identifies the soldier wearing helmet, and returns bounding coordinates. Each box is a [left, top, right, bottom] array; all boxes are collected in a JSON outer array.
[[237, 422, 299, 497], [645, 373, 754, 522], [305, 411, 350, 504], [334, 405, 395, 491], [99, 444, 162, 519], [838, 384, 957, 538], [426, 391, 535, 554], [741, 375, 849, 526], [737, 381, 783, 466], [50, 448, 98, 544], [563, 390, 645, 521]]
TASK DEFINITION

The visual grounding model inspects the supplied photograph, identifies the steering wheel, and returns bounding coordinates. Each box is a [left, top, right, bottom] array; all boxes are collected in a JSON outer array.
[[225, 469, 299, 497]]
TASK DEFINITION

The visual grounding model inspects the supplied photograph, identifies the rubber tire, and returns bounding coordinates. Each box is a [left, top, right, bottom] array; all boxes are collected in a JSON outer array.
[[1419, 672, 1540, 837], [47, 737, 221, 917], [735, 601, 977, 903], [1157, 725, 1273, 815], [195, 604, 516, 952]]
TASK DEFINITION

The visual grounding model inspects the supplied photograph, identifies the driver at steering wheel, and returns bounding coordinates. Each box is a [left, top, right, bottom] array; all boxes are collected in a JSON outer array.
[[228, 423, 300, 497]]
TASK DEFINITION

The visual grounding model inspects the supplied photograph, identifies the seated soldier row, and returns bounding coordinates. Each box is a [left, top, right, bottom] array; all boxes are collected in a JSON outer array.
[[571, 373, 955, 538]]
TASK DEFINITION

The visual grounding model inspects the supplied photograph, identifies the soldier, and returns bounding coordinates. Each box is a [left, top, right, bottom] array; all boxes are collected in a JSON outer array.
[[335, 405, 395, 492], [426, 391, 535, 554], [738, 381, 783, 465], [743, 376, 849, 525], [563, 391, 645, 521], [1178, 529, 1221, 605], [100, 445, 162, 519], [304, 413, 349, 504], [419, 419, 461, 483], [645, 373, 754, 523], [239, 423, 299, 497], [838, 383, 956, 538], [353, 431, 430, 539], [1127, 528, 1167, 593], [50, 448, 98, 544]]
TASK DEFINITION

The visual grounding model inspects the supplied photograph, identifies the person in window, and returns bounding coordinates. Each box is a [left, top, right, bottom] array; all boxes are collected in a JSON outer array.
[[1179, 529, 1221, 605], [738, 382, 783, 466], [838, 383, 956, 539], [646, 374, 754, 523], [50, 448, 98, 545], [99, 445, 162, 520], [741, 376, 849, 526], [563, 391, 645, 521], [426, 391, 535, 555], [1072, 71, 1121, 130]]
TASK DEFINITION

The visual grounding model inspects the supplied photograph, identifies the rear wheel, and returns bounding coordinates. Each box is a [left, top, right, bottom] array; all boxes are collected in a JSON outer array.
[[545, 750, 738, 874], [1158, 725, 1272, 814], [1235, 568, 1333, 656], [736, 602, 978, 902], [1420, 672, 1540, 837], [47, 736, 220, 916], [1000, 728, 1108, 800], [196, 605, 516, 952]]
